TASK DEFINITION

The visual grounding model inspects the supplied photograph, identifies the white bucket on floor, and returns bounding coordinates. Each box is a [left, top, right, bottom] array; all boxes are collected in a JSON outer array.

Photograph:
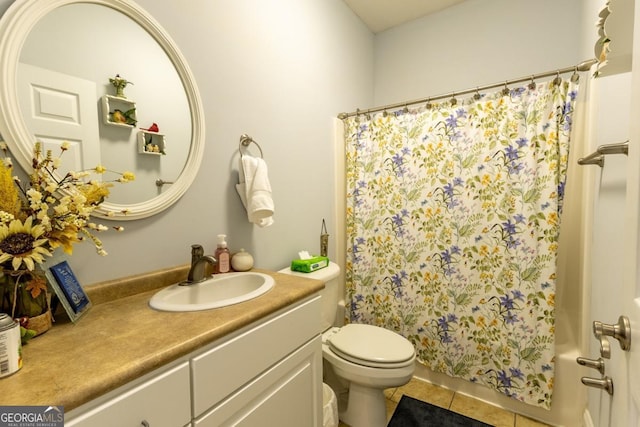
[[323, 383, 338, 427]]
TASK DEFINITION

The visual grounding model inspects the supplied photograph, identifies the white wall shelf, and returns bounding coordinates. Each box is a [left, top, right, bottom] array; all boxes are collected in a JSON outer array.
[[101, 95, 137, 128], [137, 130, 166, 155]]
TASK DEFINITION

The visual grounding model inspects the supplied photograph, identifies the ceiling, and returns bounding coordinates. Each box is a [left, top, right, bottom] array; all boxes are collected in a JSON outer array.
[[343, 0, 468, 33]]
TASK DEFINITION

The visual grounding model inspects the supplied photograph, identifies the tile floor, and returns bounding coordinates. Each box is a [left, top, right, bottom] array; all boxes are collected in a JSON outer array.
[[337, 377, 551, 427]]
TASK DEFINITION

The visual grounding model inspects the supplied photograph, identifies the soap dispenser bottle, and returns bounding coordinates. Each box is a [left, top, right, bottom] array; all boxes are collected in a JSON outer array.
[[215, 234, 230, 273]]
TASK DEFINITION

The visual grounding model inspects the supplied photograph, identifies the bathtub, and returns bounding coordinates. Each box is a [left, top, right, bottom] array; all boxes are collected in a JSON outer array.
[[413, 312, 587, 426]]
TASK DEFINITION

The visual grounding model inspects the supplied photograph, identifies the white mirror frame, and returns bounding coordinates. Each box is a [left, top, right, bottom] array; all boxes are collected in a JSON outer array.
[[0, 0, 205, 220]]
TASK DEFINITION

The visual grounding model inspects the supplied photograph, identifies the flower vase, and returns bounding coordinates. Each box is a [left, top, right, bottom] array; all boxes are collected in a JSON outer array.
[[115, 86, 126, 98], [0, 269, 53, 337]]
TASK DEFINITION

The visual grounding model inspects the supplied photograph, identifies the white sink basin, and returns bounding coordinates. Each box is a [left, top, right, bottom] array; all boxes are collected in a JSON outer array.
[[149, 272, 274, 312]]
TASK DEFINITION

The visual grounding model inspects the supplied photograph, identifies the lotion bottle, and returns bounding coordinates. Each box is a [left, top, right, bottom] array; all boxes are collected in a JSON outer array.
[[215, 234, 230, 273]]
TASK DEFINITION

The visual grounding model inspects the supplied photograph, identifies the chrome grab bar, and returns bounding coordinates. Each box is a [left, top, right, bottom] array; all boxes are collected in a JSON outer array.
[[578, 140, 628, 167]]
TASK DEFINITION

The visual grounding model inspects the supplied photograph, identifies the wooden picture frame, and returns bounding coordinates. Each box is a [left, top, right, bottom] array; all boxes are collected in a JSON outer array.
[[44, 254, 91, 322]]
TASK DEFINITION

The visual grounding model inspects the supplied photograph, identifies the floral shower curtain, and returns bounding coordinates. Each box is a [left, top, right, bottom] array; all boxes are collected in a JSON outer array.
[[344, 78, 578, 408]]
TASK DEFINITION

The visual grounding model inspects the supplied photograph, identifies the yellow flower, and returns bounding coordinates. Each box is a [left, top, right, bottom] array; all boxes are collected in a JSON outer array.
[[0, 159, 21, 220], [0, 217, 51, 270], [0, 142, 132, 266], [47, 224, 80, 255], [78, 182, 112, 205], [119, 171, 135, 182]]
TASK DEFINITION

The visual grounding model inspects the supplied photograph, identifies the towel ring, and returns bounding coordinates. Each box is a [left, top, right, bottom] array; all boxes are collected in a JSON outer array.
[[238, 134, 264, 158]]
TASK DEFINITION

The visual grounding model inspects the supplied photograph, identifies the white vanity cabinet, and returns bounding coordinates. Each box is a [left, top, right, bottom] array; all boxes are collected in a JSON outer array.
[[65, 295, 323, 427]]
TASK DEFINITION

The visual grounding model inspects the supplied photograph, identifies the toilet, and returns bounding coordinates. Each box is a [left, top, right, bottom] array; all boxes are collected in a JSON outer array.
[[279, 262, 415, 427]]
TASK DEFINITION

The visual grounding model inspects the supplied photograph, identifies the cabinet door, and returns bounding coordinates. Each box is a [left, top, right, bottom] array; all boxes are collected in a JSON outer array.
[[65, 362, 190, 427], [191, 296, 322, 416], [195, 336, 323, 427]]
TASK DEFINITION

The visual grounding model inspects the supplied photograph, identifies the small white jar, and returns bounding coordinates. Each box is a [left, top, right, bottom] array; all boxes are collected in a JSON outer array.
[[231, 249, 254, 271]]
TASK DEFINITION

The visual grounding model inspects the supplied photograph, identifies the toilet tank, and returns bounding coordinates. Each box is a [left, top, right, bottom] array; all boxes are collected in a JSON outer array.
[[278, 262, 341, 331]]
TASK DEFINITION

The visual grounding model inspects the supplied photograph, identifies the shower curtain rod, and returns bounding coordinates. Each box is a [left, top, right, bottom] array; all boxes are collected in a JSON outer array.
[[337, 58, 598, 119]]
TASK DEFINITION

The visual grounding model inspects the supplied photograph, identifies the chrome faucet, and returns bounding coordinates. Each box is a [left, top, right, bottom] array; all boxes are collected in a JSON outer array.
[[182, 244, 217, 285]]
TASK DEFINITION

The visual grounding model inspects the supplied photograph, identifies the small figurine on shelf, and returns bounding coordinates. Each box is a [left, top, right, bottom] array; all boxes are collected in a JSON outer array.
[[144, 135, 165, 155], [145, 142, 162, 154], [109, 74, 133, 98], [110, 108, 137, 126], [141, 123, 159, 133]]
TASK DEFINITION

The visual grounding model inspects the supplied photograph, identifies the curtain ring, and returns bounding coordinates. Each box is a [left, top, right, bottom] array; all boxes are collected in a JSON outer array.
[[553, 70, 562, 86], [501, 81, 510, 96], [383, 110, 388, 117], [365, 109, 371, 120], [425, 98, 433, 110], [473, 87, 481, 101], [450, 92, 457, 106], [528, 75, 536, 90], [571, 66, 580, 83], [402, 103, 409, 114]]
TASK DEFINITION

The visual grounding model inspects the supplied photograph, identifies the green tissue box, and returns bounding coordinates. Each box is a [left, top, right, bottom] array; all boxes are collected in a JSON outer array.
[[291, 256, 329, 273]]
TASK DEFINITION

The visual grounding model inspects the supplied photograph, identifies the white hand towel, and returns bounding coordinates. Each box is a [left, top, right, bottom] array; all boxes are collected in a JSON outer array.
[[235, 155, 274, 227]]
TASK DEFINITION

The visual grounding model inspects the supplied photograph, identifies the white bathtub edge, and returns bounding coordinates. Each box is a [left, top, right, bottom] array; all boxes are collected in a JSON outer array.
[[583, 408, 594, 427]]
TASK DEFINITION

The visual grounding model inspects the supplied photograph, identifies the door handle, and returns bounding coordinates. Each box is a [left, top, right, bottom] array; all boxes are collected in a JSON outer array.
[[593, 315, 631, 351], [576, 356, 605, 375], [581, 376, 614, 395]]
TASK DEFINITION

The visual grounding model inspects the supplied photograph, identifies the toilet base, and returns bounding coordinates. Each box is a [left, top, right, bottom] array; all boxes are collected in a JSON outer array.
[[339, 382, 387, 427]]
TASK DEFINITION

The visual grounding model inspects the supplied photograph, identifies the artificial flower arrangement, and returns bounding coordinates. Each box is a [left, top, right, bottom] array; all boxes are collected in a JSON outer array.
[[0, 141, 134, 341]]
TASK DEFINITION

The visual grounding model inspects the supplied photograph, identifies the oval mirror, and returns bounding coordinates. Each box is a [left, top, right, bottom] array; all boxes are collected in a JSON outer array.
[[0, 0, 204, 220]]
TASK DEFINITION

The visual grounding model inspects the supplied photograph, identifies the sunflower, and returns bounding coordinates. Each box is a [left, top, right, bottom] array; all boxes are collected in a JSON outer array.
[[0, 217, 51, 270]]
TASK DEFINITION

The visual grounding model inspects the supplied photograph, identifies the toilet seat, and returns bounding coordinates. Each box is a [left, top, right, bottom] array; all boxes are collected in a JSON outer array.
[[327, 324, 415, 369]]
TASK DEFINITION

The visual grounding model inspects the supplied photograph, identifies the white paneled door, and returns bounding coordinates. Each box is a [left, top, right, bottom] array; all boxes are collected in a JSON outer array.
[[17, 62, 100, 173]]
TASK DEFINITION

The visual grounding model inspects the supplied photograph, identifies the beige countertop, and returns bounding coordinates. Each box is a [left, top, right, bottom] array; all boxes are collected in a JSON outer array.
[[0, 265, 323, 411]]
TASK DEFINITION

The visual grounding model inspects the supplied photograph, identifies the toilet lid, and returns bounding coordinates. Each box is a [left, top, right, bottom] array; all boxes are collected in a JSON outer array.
[[328, 324, 415, 368]]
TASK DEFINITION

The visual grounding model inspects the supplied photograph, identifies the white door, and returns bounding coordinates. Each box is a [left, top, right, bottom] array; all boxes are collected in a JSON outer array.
[[17, 62, 101, 173], [587, 72, 631, 427], [585, 1, 640, 423], [622, 0, 640, 421]]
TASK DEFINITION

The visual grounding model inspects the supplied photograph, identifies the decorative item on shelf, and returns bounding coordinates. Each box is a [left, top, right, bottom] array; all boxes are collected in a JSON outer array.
[[109, 108, 137, 126], [320, 218, 329, 257], [142, 123, 159, 133], [108, 74, 133, 98], [138, 123, 166, 155], [0, 140, 135, 342], [231, 249, 253, 272]]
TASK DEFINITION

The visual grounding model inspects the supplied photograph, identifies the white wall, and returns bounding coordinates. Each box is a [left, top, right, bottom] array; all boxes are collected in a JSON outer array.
[[373, 0, 585, 106], [0, 0, 374, 285]]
